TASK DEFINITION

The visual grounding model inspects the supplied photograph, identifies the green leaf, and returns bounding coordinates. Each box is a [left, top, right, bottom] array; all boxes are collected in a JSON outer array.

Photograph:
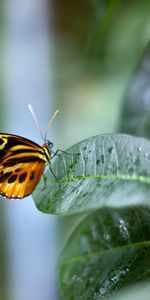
[[59, 207, 150, 300], [119, 43, 150, 138], [33, 134, 150, 215]]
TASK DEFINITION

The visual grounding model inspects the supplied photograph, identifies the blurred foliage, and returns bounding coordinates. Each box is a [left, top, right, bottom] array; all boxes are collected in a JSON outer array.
[[50, 0, 150, 148], [119, 42, 150, 138], [52, 0, 150, 73], [111, 282, 150, 300]]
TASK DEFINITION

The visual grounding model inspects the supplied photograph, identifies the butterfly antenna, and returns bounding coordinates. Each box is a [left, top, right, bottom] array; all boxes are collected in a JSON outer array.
[[44, 109, 60, 140], [28, 104, 44, 140]]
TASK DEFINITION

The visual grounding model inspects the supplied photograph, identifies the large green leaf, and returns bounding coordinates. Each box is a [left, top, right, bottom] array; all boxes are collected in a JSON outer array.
[[59, 207, 150, 300], [33, 134, 150, 215]]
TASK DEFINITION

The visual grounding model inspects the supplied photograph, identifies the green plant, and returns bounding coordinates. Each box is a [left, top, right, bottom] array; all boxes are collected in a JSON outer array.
[[32, 43, 150, 299]]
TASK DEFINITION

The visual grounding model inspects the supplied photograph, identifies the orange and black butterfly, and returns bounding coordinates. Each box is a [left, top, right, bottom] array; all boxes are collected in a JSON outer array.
[[0, 106, 60, 199]]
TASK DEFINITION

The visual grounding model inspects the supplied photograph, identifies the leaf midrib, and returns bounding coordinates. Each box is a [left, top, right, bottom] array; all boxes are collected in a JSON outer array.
[[60, 240, 150, 266], [47, 173, 150, 186]]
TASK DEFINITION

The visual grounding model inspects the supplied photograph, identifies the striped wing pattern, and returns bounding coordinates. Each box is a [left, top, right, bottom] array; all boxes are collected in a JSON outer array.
[[0, 134, 50, 199]]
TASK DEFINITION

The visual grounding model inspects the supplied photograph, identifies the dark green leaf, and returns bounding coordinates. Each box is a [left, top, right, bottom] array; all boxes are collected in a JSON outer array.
[[59, 207, 150, 300], [119, 43, 150, 137], [33, 134, 150, 215]]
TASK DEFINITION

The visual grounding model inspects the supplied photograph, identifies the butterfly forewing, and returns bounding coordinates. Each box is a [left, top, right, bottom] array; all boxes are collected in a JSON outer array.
[[0, 134, 50, 199]]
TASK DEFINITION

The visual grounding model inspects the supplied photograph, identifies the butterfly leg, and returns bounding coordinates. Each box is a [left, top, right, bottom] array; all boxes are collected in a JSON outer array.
[[48, 164, 61, 188], [51, 149, 69, 158], [41, 167, 61, 190], [52, 149, 80, 159], [41, 173, 47, 191]]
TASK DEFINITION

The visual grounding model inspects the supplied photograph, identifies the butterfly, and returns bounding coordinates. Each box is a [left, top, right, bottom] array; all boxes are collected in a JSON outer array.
[[0, 106, 62, 199]]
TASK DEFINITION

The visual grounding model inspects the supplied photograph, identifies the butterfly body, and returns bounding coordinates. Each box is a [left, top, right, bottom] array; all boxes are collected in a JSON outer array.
[[0, 133, 52, 199]]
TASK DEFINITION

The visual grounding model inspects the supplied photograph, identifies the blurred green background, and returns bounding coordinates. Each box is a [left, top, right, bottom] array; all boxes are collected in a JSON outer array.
[[0, 0, 150, 299]]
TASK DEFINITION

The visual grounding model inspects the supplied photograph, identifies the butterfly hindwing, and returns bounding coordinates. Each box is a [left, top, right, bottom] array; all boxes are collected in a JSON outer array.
[[0, 133, 50, 199], [0, 160, 45, 198]]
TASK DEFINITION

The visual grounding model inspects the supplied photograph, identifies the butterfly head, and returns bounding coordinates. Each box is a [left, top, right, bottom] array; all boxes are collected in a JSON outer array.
[[46, 139, 54, 149]]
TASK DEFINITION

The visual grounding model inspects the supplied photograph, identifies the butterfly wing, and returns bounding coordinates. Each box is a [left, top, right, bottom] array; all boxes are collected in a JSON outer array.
[[0, 160, 45, 198], [0, 133, 49, 199]]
